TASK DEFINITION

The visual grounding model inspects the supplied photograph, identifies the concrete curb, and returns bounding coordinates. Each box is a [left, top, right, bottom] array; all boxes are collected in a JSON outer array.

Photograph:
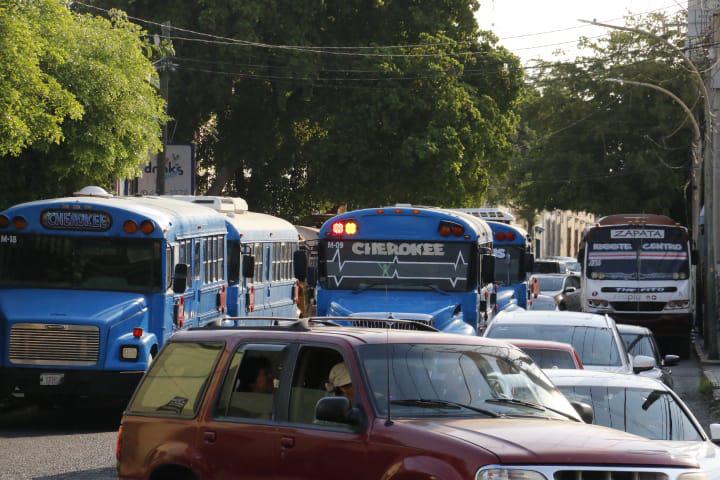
[[694, 338, 720, 365], [702, 369, 720, 401]]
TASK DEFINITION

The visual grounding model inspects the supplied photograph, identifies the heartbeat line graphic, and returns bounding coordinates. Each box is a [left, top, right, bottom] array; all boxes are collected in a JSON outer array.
[[327, 247, 469, 287]]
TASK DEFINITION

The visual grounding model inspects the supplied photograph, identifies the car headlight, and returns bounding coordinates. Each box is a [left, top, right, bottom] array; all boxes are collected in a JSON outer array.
[[678, 472, 706, 480], [666, 300, 689, 310], [121, 346, 139, 361], [477, 468, 547, 480]]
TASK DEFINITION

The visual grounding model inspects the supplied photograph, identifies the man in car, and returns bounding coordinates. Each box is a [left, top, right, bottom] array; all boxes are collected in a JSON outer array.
[[327, 362, 354, 404]]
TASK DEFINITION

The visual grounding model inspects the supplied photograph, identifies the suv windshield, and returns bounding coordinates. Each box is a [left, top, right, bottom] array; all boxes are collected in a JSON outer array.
[[0, 234, 163, 292], [359, 343, 579, 420], [487, 324, 623, 367]]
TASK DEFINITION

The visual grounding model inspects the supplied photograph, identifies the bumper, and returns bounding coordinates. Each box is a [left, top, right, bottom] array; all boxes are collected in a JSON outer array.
[[608, 312, 692, 338], [0, 366, 144, 403]]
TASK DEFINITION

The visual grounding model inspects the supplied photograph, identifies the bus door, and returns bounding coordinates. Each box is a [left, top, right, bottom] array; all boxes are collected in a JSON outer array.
[[170, 239, 198, 330]]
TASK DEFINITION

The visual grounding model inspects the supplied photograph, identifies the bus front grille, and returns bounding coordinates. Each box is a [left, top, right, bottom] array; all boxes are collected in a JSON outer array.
[[9, 323, 100, 366], [610, 301, 666, 312]]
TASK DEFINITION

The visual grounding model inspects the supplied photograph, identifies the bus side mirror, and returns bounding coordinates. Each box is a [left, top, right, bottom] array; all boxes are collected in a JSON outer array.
[[242, 255, 255, 279], [577, 248, 585, 266], [293, 250, 308, 281], [692, 249, 699, 265], [523, 253, 534, 276], [481, 254, 495, 285], [173, 263, 189, 293]]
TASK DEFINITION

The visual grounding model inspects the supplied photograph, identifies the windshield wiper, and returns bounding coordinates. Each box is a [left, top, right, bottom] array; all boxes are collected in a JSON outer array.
[[391, 398, 501, 417], [485, 398, 579, 421]]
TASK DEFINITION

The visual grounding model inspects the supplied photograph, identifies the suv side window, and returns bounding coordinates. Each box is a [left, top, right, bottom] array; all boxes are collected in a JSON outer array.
[[128, 342, 223, 418], [288, 346, 345, 425], [215, 344, 288, 421], [567, 276, 580, 289]]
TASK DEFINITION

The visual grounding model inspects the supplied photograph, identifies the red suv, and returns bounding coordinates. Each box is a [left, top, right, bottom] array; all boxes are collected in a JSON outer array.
[[117, 319, 700, 480]]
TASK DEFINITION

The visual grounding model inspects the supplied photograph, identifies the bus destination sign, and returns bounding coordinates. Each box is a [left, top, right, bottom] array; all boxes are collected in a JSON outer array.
[[41, 210, 112, 232]]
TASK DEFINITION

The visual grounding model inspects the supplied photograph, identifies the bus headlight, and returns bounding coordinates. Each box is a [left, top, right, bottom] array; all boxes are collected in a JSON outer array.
[[121, 346, 139, 361], [666, 300, 689, 310], [477, 468, 547, 480]]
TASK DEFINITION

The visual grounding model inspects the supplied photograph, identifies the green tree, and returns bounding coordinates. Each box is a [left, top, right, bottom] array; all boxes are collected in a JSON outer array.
[[89, 0, 523, 217], [512, 12, 695, 223], [0, 0, 166, 207]]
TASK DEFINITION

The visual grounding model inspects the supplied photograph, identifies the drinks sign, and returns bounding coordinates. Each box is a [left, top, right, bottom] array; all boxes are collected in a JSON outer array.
[[41, 210, 112, 231]]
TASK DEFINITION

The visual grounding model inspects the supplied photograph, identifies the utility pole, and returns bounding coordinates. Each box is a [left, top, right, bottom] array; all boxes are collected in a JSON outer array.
[[156, 21, 171, 196]]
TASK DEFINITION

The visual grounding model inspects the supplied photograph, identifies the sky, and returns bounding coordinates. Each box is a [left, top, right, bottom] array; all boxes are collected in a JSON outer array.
[[474, 0, 686, 63]]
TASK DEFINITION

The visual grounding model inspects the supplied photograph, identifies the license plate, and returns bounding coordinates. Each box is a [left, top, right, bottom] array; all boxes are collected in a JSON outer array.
[[39, 373, 64, 386]]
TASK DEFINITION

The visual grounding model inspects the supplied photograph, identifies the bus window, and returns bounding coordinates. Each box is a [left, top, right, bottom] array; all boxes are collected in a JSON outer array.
[[194, 240, 201, 282], [228, 240, 240, 283], [254, 243, 263, 282], [165, 246, 173, 290]]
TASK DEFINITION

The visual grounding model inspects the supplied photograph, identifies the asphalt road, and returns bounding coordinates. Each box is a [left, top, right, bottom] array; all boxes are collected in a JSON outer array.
[[0, 405, 120, 479], [0, 357, 716, 479]]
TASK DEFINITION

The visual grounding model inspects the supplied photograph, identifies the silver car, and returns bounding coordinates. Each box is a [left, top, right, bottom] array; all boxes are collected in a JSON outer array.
[[617, 323, 678, 387]]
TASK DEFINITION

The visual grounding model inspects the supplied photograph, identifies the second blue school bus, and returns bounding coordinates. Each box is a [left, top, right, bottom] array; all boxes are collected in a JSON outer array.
[[316, 206, 496, 335], [487, 221, 534, 310], [171, 196, 301, 318], [0, 187, 229, 404]]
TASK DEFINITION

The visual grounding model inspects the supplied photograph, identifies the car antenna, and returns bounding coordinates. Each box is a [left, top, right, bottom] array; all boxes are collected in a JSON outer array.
[[385, 313, 394, 427]]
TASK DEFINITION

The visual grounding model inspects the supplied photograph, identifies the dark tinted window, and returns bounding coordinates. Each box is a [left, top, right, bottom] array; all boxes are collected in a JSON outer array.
[[559, 386, 702, 441], [522, 348, 578, 369], [0, 235, 162, 292], [621, 333, 660, 364], [288, 346, 344, 425], [534, 262, 561, 274], [487, 324, 622, 366], [129, 342, 223, 417]]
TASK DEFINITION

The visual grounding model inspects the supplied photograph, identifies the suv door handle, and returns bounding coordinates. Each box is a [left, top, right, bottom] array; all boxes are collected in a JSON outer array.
[[280, 436, 295, 449], [203, 430, 217, 444]]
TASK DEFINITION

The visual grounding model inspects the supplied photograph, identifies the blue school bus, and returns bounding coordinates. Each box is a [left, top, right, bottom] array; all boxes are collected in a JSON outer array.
[[316, 206, 496, 335], [0, 187, 228, 403], [171, 196, 301, 318], [487, 221, 534, 310]]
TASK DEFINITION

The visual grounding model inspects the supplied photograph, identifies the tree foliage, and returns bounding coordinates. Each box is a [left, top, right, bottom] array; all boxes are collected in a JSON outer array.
[[0, 0, 166, 207], [90, 0, 523, 218], [511, 12, 695, 223]]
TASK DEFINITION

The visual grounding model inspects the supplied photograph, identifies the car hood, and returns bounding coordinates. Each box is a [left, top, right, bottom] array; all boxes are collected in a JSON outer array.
[[401, 418, 697, 467], [0, 288, 148, 327], [656, 441, 720, 479]]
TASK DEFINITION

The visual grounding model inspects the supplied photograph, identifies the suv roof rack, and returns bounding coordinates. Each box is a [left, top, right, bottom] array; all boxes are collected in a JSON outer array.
[[193, 316, 439, 332], [194, 317, 311, 332]]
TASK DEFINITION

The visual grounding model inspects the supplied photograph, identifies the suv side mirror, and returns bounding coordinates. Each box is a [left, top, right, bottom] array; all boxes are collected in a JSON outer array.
[[315, 397, 361, 425], [481, 254, 495, 285], [293, 250, 308, 282], [523, 253, 535, 277], [172, 263, 189, 293], [563, 287, 577, 294], [571, 401, 594, 423], [242, 255, 255, 279], [663, 354, 680, 367], [633, 355, 656, 373], [711, 423, 720, 445]]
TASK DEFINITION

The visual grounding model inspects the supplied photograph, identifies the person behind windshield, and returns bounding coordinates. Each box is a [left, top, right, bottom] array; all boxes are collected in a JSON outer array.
[[327, 362, 354, 404]]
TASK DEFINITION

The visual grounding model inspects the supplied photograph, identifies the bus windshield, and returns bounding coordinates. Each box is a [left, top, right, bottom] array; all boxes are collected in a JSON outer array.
[[0, 234, 163, 292], [586, 227, 689, 281], [321, 240, 474, 292], [493, 245, 524, 286]]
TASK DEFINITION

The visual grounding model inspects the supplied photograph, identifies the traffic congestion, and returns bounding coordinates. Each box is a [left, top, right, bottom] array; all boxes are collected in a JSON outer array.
[[0, 190, 714, 479]]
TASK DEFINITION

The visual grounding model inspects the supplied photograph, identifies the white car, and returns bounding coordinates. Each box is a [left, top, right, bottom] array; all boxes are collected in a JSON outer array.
[[485, 310, 656, 375], [547, 369, 720, 480], [529, 273, 580, 297]]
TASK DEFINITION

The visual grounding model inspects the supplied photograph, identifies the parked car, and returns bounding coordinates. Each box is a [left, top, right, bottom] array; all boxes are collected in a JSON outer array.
[[528, 293, 559, 311], [485, 311, 655, 375], [530, 273, 580, 298], [505, 339, 584, 369], [617, 323, 678, 387], [547, 369, 720, 479], [117, 318, 701, 480]]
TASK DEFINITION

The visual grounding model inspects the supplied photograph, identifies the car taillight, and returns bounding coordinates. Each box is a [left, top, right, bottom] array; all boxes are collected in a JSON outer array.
[[116, 425, 123, 462]]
